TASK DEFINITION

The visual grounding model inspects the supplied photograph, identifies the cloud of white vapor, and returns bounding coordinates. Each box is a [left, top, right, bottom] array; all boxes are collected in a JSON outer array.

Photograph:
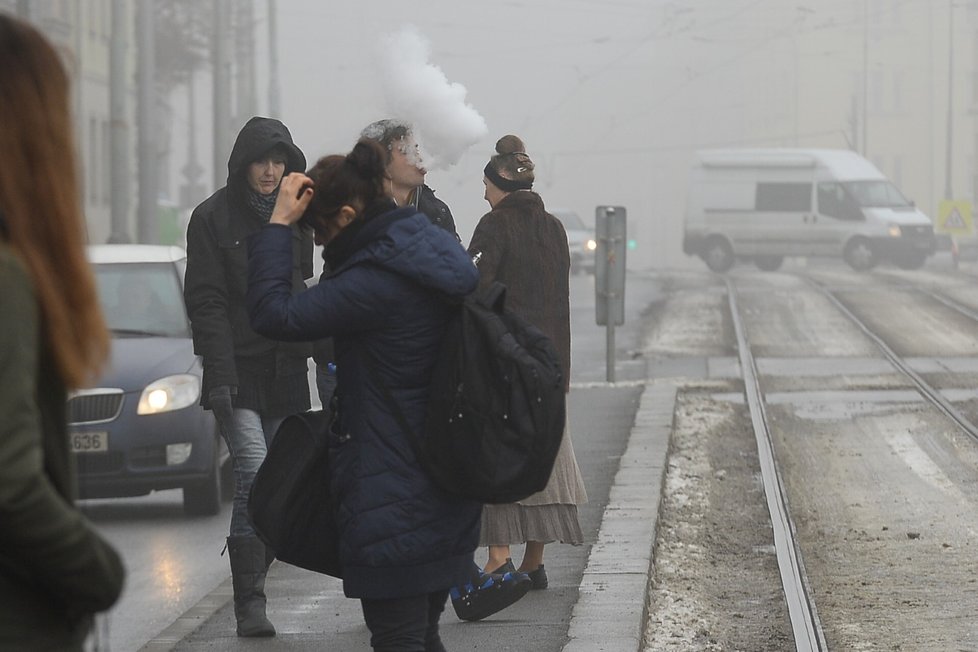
[[376, 26, 488, 170]]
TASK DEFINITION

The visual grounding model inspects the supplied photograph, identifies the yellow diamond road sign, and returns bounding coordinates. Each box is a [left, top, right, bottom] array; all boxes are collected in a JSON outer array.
[[937, 200, 973, 236]]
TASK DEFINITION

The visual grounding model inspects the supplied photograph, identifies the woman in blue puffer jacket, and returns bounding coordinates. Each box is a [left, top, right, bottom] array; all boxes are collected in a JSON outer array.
[[246, 138, 481, 651]]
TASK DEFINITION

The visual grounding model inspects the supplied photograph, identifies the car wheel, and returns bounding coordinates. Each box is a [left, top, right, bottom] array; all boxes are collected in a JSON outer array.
[[755, 255, 783, 272], [183, 445, 222, 516], [844, 238, 877, 271], [702, 237, 734, 273]]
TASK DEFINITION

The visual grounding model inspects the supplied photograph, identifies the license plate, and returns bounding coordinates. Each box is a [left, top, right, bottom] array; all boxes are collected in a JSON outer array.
[[71, 431, 109, 453]]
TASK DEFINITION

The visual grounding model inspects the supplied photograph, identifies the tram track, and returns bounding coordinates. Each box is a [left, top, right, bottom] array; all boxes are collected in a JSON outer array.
[[726, 268, 978, 651], [805, 275, 978, 446], [645, 267, 978, 650], [724, 277, 828, 652]]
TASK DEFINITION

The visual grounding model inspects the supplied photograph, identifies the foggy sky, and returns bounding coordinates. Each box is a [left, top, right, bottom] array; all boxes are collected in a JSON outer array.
[[258, 0, 678, 254], [165, 0, 957, 267]]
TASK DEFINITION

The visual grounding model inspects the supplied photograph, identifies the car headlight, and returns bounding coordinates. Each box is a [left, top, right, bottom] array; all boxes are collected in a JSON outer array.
[[137, 374, 200, 415], [586, 239, 597, 251], [888, 225, 902, 237]]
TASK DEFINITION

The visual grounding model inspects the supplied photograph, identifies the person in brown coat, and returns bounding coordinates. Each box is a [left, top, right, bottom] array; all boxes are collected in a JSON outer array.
[[0, 15, 125, 650], [466, 135, 588, 590]]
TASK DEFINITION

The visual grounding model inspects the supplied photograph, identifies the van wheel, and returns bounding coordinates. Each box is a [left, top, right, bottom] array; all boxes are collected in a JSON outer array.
[[844, 238, 877, 271], [702, 237, 734, 273], [755, 256, 783, 271]]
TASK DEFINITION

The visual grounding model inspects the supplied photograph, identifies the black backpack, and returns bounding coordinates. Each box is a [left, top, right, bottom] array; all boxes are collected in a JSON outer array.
[[376, 281, 566, 504]]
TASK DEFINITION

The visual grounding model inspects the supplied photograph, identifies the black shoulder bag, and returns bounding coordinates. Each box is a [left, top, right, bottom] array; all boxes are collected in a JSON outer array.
[[248, 406, 341, 578]]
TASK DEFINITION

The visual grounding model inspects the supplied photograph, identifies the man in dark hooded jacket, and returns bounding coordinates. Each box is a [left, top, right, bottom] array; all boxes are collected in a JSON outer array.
[[183, 116, 313, 637]]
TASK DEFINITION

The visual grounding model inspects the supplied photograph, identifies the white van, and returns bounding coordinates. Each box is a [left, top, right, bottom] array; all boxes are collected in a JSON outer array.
[[682, 148, 936, 272]]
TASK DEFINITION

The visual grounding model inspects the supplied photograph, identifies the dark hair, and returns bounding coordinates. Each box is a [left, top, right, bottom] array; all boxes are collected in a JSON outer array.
[[484, 134, 535, 192], [300, 139, 389, 232], [360, 119, 412, 162], [0, 14, 108, 387], [257, 142, 290, 163]]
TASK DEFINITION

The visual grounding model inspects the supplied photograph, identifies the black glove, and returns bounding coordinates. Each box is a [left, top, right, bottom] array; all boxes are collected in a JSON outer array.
[[208, 385, 236, 428]]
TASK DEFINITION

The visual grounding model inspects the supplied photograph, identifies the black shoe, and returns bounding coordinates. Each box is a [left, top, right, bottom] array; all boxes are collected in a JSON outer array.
[[450, 563, 531, 621], [488, 558, 532, 587], [526, 564, 548, 590]]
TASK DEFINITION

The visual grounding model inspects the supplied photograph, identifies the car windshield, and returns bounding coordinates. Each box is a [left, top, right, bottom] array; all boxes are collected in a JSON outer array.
[[94, 262, 190, 338], [842, 180, 913, 209], [554, 211, 587, 231]]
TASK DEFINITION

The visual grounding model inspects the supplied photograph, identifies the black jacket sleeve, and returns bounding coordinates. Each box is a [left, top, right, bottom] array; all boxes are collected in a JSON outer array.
[[183, 203, 238, 389]]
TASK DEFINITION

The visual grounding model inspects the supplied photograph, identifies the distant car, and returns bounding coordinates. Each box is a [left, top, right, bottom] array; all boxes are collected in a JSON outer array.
[[552, 208, 597, 275], [69, 245, 230, 515]]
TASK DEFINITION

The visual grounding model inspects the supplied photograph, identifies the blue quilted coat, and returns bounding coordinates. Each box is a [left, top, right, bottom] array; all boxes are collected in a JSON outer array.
[[247, 202, 481, 599]]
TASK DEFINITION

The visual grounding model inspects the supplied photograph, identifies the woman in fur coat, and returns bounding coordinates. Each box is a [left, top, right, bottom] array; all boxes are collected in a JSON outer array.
[[466, 135, 589, 591]]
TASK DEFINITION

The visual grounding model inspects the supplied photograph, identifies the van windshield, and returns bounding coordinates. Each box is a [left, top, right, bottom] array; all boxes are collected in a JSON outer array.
[[842, 181, 912, 209]]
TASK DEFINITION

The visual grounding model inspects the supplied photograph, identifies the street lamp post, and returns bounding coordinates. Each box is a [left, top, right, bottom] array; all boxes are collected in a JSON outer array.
[[862, 0, 869, 156], [945, 0, 954, 200], [268, 0, 280, 117]]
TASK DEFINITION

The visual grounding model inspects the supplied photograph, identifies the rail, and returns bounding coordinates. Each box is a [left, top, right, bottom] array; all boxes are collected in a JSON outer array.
[[725, 277, 828, 652]]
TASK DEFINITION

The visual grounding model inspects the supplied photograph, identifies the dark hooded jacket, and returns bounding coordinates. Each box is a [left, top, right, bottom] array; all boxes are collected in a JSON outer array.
[[415, 184, 457, 238], [184, 116, 313, 416], [246, 202, 481, 599], [467, 190, 571, 391]]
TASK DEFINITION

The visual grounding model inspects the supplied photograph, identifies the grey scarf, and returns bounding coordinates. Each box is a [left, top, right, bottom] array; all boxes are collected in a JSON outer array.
[[247, 187, 279, 223]]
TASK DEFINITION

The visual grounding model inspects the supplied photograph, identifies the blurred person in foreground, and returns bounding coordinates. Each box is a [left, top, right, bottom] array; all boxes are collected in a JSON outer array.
[[0, 14, 125, 650], [247, 139, 480, 651], [184, 116, 314, 637], [465, 135, 588, 593]]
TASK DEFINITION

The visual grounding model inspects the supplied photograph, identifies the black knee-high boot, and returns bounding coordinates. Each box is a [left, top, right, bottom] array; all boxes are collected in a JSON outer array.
[[226, 535, 275, 637]]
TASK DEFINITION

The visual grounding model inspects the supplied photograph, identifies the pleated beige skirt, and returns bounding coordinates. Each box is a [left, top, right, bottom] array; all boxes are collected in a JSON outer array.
[[479, 421, 588, 546]]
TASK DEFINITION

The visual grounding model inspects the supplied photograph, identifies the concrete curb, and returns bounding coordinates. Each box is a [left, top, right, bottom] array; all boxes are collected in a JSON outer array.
[[562, 381, 675, 652], [138, 576, 233, 651]]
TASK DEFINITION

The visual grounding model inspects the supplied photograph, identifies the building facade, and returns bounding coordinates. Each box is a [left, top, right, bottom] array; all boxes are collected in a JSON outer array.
[[2, 0, 138, 245]]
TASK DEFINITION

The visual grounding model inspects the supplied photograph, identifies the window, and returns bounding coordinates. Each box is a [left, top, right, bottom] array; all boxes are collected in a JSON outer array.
[[842, 180, 912, 208], [88, 116, 98, 205], [94, 262, 190, 338], [48, 0, 69, 22], [818, 182, 861, 220], [102, 119, 111, 206], [755, 182, 812, 211], [893, 72, 903, 113], [102, 0, 111, 39]]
